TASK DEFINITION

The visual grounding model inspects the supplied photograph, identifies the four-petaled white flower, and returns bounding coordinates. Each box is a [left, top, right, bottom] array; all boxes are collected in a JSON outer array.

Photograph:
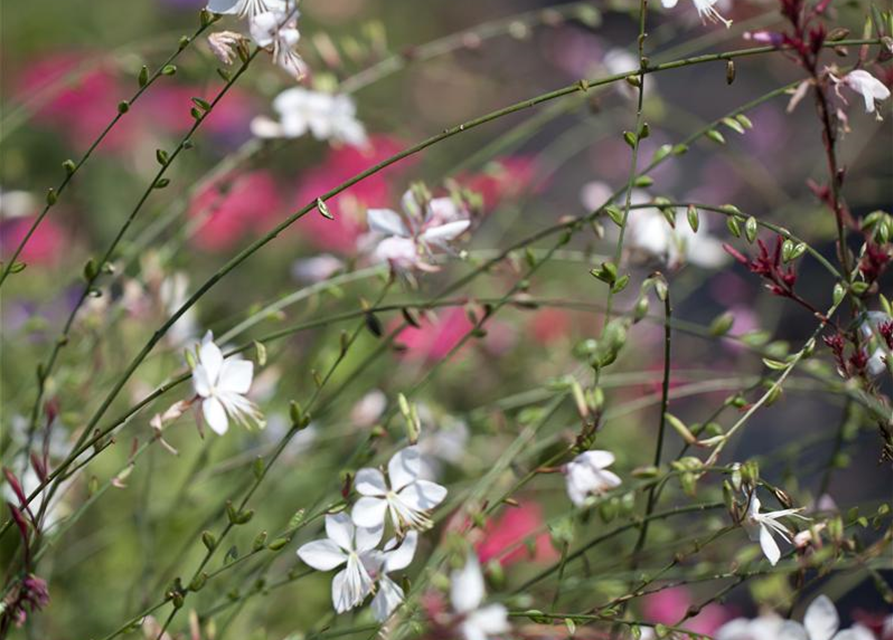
[[249, 3, 307, 80], [743, 494, 808, 566], [351, 446, 448, 531], [840, 70, 891, 117], [661, 0, 732, 28], [190, 331, 264, 435], [297, 513, 383, 614], [251, 88, 366, 146], [450, 555, 511, 640], [367, 190, 471, 273], [563, 449, 622, 507], [717, 594, 875, 640], [367, 530, 418, 622]]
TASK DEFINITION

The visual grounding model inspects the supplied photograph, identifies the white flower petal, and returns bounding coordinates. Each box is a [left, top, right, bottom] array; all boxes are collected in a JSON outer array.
[[354, 522, 384, 553], [371, 576, 405, 622], [450, 555, 485, 614], [420, 220, 470, 245], [383, 530, 418, 572], [297, 539, 347, 571], [218, 358, 253, 395], [778, 621, 810, 640], [198, 338, 224, 384], [192, 364, 213, 398], [203, 396, 229, 435], [467, 604, 510, 634], [368, 208, 409, 237], [325, 513, 355, 552], [351, 496, 389, 529], [759, 523, 781, 566], [397, 479, 447, 512], [354, 468, 388, 496], [804, 595, 839, 640], [207, 0, 241, 14], [388, 447, 423, 492], [577, 450, 615, 470]]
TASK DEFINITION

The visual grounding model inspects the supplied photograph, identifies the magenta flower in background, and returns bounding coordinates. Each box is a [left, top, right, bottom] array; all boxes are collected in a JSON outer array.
[[189, 170, 282, 251], [141, 84, 257, 141], [17, 52, 130, 152], [643, 586, 731, 635], [458, 156, 542, 213], [476, 502, 558, 567], [1, 216, 65, 265], [395, 308, 474, 363]]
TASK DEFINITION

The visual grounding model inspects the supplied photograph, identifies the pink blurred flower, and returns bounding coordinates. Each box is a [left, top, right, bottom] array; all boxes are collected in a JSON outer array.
[[189, 170, 282, 251], [293, 136, 415, 253], [1, 216, 65, 265], [643, 587, 730, 635], [477, 502, 557, 567], [395, 308, 474, 363], [17, 52, 131, 151], [459, 156, 542, 213], [529, 308, 573, 345]]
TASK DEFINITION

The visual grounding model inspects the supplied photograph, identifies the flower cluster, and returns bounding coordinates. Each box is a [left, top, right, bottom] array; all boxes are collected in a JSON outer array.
[[206, 0, 307, 80], [297, 446, 448, 621], [366, 187, 475, 275], [251, 87, 367, 146]]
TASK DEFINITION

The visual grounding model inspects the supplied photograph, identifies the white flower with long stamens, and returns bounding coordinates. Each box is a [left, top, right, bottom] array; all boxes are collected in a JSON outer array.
[[249, 4, 307, 80], [297, 513, 383, 614], [717, 594, 875, 640], [563, 450, 622, 507], [662, 0, 732, 28], [251, 88, 366, 146], [190, 331, 264, 436], [840, 70, 891, 117], [351, 446, 448, 532], [450, 555, 510, 640], [367, 530, 418, 622], [743, 494, 809, 566], [859, 311, 891, 377]]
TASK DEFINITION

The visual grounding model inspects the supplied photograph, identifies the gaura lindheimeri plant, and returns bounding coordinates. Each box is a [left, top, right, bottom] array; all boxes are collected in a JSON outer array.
[[190, 331, 264, 435], [351, 446, 448, 532], [2, 0, 892, 637]]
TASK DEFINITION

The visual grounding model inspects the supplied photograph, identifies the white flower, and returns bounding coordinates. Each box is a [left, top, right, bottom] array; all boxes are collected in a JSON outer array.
[[0, 188, 36, 219], [841, 70, 891, 116], [416, 414, 469, 480], [581, 183, 727, 268], [206, 0, 275, 18], [249, 5, 307, 80], [207, 31, 245, 65], [367, 530, 418, 622], [351, 446, 448, 531], [366, 191, 472, 273], [662, 0, 732, 27], [603, 48, 656, 99], [743, 494, 808, 566], [450, 555, 510, 640], [190, 331, 264, 435], [563, 450, 622, 507], [251, 88, 366, 146], [717, 595, 875, 640], [297, 513, 383, 614], [350, 389, 388, 428], [859, 311, 891, 377]]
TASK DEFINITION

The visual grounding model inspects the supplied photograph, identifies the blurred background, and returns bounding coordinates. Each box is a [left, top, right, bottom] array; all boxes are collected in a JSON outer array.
[[1, 0, 891, 638]]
